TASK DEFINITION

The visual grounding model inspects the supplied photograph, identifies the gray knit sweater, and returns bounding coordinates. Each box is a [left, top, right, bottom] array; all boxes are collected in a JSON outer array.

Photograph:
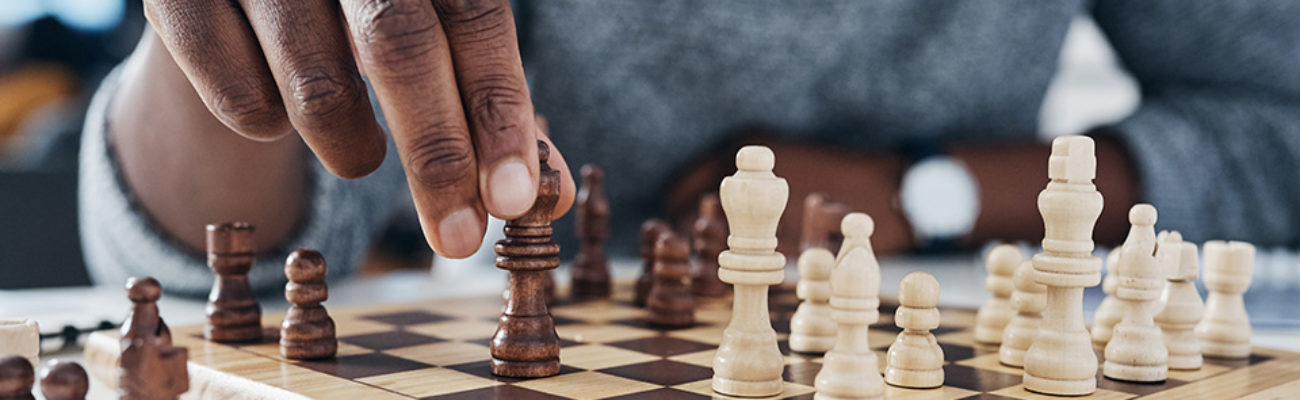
[[79, 0, 1300, 295]]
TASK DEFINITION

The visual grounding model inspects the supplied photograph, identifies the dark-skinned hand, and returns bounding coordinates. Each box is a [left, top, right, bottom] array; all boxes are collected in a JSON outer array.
[[142, 0, 575, 257]]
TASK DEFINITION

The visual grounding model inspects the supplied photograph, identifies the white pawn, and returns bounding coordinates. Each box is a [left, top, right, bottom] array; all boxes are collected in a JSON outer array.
[[1091, 250, 1123, 348], [886, 272, 944, 388], [999, 260, 1045, 367], [974, 245, 1021, 345], [1196, 240, 1255, 359], [1103, 204, 1167, 383], [813, 213, 884, 400], [790, 248, 836, 353], [1156, 241, 1204, 370]]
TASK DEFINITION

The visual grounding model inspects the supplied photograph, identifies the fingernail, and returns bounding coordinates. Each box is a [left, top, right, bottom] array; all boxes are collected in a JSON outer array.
[[437, 208, 482, 257], [489, 159, 535, 216]]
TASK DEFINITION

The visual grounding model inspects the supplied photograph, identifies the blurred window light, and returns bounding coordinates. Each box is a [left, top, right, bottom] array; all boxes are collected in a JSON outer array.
[[1, 0, 125, 32]]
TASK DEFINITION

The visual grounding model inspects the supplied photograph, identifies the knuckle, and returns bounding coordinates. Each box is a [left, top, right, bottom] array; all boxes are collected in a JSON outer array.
[[465, 75, 528, 138], [209, 80, 287, 137], [405, 129, 475, 190], [350, 0, 443, 76], [285, 60, 364, 121], [433, 0, 511, 42]]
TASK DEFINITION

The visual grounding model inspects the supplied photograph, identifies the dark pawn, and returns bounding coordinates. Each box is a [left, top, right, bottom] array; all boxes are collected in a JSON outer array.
[[119, 335, 188, 400], [800, 193, 850, 252], [205, 223, 262, 342], [491, 141, 562, 378], [691, 194, 729, 297], [39, 360, 88, 400], [648, 233, 695, 327], [121, 277, 171, 346], [0, 355, 34, 400], [635, 219, 671, 307], [572, 164, 612, 300], [281, 250, 337, 360]]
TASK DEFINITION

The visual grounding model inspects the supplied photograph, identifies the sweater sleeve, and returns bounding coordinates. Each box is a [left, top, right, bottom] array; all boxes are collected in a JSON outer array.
[[1091, 1, 1300, 245], [77, 66, 408, 296]]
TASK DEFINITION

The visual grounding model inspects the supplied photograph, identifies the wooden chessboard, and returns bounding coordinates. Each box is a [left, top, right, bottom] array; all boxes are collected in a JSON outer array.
[[85, 283, 1300, 400]]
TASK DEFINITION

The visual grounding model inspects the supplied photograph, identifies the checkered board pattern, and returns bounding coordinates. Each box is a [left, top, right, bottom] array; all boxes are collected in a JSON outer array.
[[87, 283, 1300, 400]]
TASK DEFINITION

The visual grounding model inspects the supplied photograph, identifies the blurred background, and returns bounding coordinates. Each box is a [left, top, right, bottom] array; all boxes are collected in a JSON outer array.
[[0, 0, 143, 288]]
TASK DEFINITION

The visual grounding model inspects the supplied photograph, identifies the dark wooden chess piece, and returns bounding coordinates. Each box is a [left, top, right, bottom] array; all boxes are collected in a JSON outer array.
[[635, 219, 671, 307], [118, 279, 188, 400], [39, 360, 88, 400], [491, 140, 562, 378], [691, 193, 729, 297], [205, 222, 262, 342], [120, 336, 188, 400], [281, 249, 337, 360], [121, 277, 171, 346], [648, 233, 695, 327], [0, 355, 34, 400], [571, 164, 612, 300], [800, 193, 850, 252]]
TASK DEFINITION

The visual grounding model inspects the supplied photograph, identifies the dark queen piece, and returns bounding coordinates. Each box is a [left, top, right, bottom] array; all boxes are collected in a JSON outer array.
[[490, 140, 562, 378]]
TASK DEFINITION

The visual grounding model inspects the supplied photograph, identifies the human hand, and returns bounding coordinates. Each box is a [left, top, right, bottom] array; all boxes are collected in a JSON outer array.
[[142, 0, 574, 257]]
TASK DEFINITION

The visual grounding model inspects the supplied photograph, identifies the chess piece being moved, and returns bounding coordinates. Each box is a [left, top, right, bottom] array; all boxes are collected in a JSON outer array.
[[886, 272, 944, 388], [0, 320, 39, 369], [636, 219, 671, 307], [1156, 241, 1204, 370], [491, 141, 562, 378], [39, 360, 88, 400], [1196, 240, 1255, 359], [712, 146, 788, 397], [121, 277, 171, 346], [999, 260, 1045, 367], [974, 245, 1022, 344], [1102, 204, 1168, 383], [692, 193, 729, 297], [800, 192, 850, 252], [205, 222, 262, 342], [1091, 250, 1123, 348], [1023, 136, 1103, 396], [281, 249, 337, 360], [789, 248, 836, 354], [0, 355, 33, 400], [647, 233, 695, 327], [813, 213, 885, 400], [572, 164, 612, 299]]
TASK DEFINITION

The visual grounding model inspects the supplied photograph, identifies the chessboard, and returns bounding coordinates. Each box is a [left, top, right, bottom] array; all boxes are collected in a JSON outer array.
[[84, 282, 1300, 400]]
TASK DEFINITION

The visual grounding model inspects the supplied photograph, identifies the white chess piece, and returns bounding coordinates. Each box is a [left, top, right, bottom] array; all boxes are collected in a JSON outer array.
[[1196, 240, 1255, 359], [814, 213, 884, 400], [1091, 250, 1122, 348], [974, 245, 1021, 345], [1156, 241, 1204, 370], [1023, 136, 1103, 396], [712, 146, 788, 397], [886, 272, 944, 388], [1103, 204, 1168, 382], [790, 248, 836, 353], [0, 319, 39, 368], [999, 260, 1045, 367]]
